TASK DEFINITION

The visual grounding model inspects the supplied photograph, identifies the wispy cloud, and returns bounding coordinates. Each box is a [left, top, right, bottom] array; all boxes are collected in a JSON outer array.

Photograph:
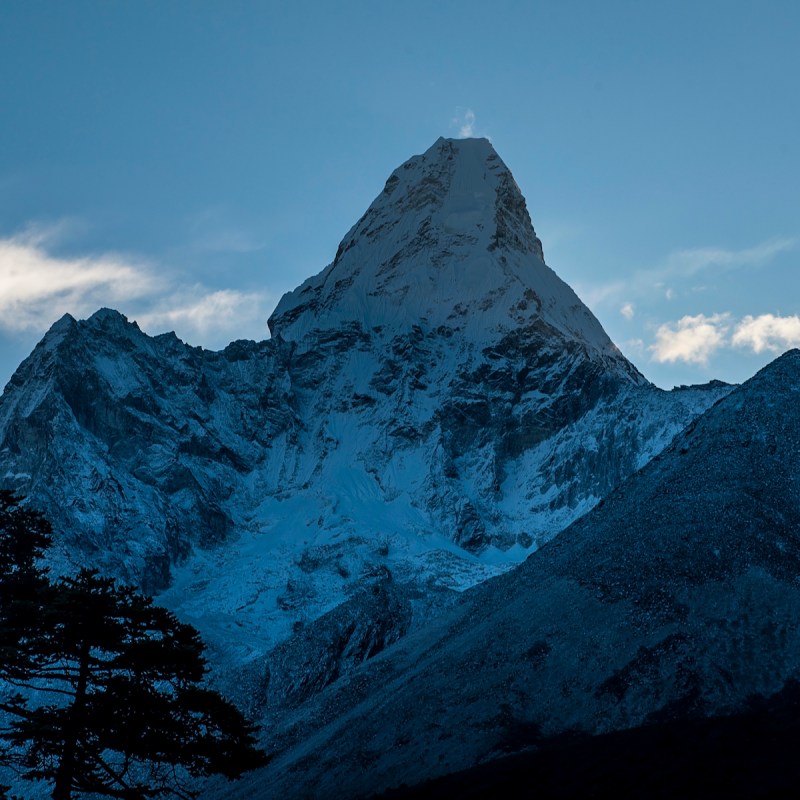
[[184, 208, 267, 255], [452, 108, 477, 138], [620, 302, 634, 320], [135, 288, 271, 342], [0, 229, 162, 332], [583, 238, 796, 309], [732, 313, 800, 354], [650, 313, 731, 365], [0, 225, 273, 347], [193, 229, 266, 255], [663, 239, 796, 276], [621, 337, 646, 359]]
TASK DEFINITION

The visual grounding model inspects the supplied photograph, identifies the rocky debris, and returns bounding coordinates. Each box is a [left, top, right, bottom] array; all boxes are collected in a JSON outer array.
[[251, 571, 413, 712], [240, 351, 800, 800]]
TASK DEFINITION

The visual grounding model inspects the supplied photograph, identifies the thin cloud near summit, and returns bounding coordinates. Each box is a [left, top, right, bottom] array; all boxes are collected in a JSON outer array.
[[136, 288, 273, 340], [451, 107, 478, 139]]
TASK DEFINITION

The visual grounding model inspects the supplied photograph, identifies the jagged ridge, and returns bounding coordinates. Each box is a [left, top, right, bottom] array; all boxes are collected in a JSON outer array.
[[249, 350, 800, 799], [0, 138, 730, 703]]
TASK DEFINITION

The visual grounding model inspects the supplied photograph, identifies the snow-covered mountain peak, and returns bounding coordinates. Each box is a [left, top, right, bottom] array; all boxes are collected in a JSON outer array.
[[366, 136, 541, 258], [86, 307, 135, 329], [0, 136, 737, 743], [268, 138, 627, 365]]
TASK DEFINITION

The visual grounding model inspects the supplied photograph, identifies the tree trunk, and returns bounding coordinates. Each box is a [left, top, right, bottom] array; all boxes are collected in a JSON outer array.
[[52, 639, 90, 800]]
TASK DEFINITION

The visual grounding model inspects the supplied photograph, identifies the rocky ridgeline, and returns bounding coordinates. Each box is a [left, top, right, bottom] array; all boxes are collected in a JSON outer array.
[[0, 138, 730, 704], [246, 350, 800, 800]]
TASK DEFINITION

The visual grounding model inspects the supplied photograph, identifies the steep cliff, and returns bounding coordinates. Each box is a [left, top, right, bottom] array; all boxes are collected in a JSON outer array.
[[0, 138, 729, 691]]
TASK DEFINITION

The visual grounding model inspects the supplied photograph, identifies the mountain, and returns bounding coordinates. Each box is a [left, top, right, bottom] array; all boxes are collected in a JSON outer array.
[[0, 137, 728, 695], [0, 310, 283, 593], [242, 350, 800, 799], [270, 137, 630, 360]]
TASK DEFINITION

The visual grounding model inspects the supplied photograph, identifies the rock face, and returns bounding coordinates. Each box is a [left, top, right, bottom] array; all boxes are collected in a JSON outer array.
[[0, 310, 288, 594], [247, 570, 413, 713], [0, 138, 729, 697], [271, 137, 630, 360], [243, 350, 800, 799]]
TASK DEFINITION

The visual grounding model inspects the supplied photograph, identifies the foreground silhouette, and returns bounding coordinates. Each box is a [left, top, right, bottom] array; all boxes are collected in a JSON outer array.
[[380, 681, 800, 799], [0, 491, 268, 800]]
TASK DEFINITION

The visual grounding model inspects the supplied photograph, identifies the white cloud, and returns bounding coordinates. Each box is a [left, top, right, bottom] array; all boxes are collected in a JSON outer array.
[[620, 302, 634, 320], [646, 310, 800, 366], [650, 313, 730, 365], [135, 288, 271, 344], [732, 314, 800, 354], [11, 219, 87, 248], [0, 231, 162, 332], [0, 226, 273, 347], [452, 108, 476, 138]]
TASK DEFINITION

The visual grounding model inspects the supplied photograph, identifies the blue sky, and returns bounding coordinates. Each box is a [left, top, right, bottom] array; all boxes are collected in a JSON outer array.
[[1, 0, 798, 390]]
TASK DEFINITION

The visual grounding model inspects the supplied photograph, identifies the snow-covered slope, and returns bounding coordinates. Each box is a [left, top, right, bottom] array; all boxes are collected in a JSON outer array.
[[0, 138, 730, 699], [0, 310, 286, 592], [236, 349, 800, 800], [271, 137, 629, 363]]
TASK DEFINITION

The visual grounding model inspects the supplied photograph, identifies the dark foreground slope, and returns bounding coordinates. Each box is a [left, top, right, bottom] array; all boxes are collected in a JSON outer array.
[[235, 349, 800, 799], [381, 682, 800, 799]]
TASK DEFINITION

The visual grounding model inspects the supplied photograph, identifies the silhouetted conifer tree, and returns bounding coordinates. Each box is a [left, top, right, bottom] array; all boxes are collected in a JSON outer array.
[[0, 492, 268, 800], [0, 491, 53, 684]]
